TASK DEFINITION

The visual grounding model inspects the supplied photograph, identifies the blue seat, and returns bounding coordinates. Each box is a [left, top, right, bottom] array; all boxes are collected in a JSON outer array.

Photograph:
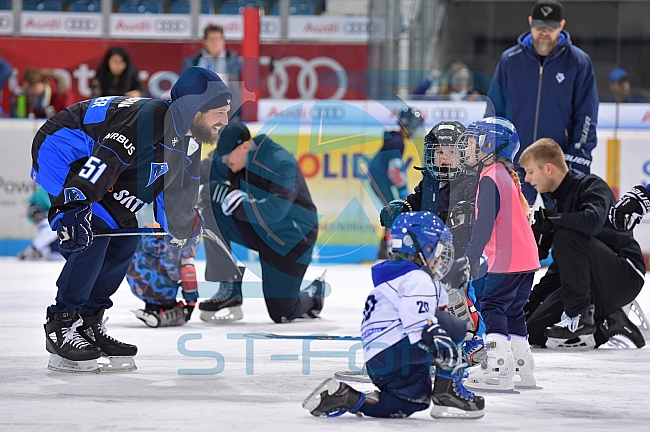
[[70, 0, 101, 12], [0, 0, 11, 10], [119, 0, 163, 13], [23, 0, 63, 11], [221, 0, 265, 14], [170, 0, 213, 14], [270, 0, 315, 15]]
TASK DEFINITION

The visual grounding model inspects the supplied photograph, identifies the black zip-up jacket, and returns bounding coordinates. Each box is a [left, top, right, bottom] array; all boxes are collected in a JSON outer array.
[[546, 172, 645, 275]]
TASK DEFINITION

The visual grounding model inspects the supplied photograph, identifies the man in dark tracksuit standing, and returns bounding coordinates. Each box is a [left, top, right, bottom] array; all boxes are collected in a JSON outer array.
[[199, 122, 324, 324], [32, 67, 232, 372], [519, 138, 645, 349], [486, 0, 598, 205]]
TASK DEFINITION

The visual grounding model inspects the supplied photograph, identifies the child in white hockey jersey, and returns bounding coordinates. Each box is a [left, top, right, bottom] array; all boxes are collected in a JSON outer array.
[[303, 211, 485, 419]]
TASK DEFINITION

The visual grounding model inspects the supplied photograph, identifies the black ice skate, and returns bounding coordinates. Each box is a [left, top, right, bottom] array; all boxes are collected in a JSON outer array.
[[79, 306, 138, 372], [597, 308, 645, 349], [302, 378, 365, 417], [303, 270, 327, 318], [545, 304, 596, 350], [199, 278, 243, 323], [431, 371, 485, 419], [134, 302, 188, 328], [45, 311, 102, 373]]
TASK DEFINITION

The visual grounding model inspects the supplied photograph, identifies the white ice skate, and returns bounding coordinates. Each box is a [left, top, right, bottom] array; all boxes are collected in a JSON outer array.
[[464, 333, 515, 392], [511, 335, 536, 388]]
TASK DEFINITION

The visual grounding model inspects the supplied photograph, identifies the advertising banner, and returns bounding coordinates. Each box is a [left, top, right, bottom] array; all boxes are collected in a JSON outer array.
[[21, 12, 103, 37], [0, 37, 368, 112]]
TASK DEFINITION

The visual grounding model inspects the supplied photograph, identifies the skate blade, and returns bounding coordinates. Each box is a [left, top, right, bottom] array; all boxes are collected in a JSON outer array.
[[464, 375, 516, 392], [430, 405, 484, 420], [200, 306, 243, 323], [546, 335, 595, 350], [302, 378, 340, 413], [132, 309, 160, 328], [464, 385, 520, 394], [47, 354, 99, 374], [334, 369, 371, 384], [98, 356, 137, 373], [513, 374, 539, 389]]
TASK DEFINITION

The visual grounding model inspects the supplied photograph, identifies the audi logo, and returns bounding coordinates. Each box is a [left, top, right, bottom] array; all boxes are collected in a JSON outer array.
[[0, 16, 10, 30], [154, 19, 188, 33], [309, 105, 346, 121], [260, 20, 277, 34], [268, 56, 348, 100], [342, 20, 371, 35], [429, 107, 469, 121], [64, 17, 98, 31]]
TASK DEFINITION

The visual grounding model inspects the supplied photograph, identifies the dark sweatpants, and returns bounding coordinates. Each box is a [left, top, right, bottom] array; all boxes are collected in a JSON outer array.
[[210, 204, 317, 323], [47, 218, 140, 318], [527, 228, 644, 347], [477, 272, 535, 337]]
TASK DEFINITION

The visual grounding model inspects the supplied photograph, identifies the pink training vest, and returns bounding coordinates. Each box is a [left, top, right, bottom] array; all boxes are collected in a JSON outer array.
[[477, 163, 540, 274]]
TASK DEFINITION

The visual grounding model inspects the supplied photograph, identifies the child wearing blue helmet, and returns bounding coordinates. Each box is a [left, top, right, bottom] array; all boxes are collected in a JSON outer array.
[[303, 211, 485, 419], [455, 117, 540, 391]]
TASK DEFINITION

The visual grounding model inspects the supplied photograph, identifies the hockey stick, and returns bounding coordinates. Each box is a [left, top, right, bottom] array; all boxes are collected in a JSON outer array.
[[241, 332, 361, 341], [94, 227, 242, 277]]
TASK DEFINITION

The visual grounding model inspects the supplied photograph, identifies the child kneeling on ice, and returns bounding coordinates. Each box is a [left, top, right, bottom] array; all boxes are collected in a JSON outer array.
[[303, 211, 484, 419]]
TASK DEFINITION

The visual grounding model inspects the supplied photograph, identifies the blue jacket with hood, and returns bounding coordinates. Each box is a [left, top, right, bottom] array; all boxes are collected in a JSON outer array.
[[486, 30, 598, 172], [31, 67, 231, 240]]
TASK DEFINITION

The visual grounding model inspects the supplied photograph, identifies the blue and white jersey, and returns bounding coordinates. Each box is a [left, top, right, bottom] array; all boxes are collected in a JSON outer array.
[[361, 260, 449, 361]]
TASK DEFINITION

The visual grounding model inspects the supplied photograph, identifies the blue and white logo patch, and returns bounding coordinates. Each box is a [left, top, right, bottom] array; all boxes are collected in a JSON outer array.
[[147, 162, 169, 186], [63, 187, 86, 204]]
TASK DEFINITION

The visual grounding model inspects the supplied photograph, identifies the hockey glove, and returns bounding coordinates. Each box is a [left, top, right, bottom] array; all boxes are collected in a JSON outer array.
[[419, 321, 461, 370], [380, 199, 408, 228], [55, 204, 93, 254], [170, 209, 203, 249], [221, 189, 249, 216], [608, 185, 650, 231]]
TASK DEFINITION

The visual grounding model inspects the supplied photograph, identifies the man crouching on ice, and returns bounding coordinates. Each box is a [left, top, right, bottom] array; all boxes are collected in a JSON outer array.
[[303, 211, 484, 419]]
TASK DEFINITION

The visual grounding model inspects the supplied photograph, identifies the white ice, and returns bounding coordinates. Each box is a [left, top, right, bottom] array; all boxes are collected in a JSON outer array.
[[1, 258, 649, 431]]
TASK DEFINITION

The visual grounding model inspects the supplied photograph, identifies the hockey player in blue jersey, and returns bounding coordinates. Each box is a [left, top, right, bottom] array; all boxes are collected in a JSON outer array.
[[31, 66, 232, 373], [369, 106, 424, 258], [303, 211, 485, 419]]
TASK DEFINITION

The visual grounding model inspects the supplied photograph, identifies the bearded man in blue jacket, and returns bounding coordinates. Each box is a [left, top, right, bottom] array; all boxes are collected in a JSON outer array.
[[486, 0, 598, 205]]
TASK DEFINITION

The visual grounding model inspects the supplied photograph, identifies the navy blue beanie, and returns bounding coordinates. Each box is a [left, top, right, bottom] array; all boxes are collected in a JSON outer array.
[[169, 67, 232, 136]]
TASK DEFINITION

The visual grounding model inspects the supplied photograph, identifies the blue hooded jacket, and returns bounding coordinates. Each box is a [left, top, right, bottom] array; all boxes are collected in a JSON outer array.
[[486, 30, 598, 170]]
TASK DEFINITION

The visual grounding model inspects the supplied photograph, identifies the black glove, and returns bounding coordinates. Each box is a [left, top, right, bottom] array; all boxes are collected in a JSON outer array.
[[183, 302, 195, 322], [449, 255, 484, 281], [524, 290, 543, 320], [419, 322, 460, 370], [532, 208, 559, 260], [380, 199, 407, 228], [608, 185, 650, 231], [55, 204, 93, 254]]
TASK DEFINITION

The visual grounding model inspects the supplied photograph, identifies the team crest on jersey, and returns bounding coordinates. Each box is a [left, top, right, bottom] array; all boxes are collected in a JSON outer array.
[[556, 72, 565, 83], [147, 162, 169, 186], [188, 138, 199, 156], [63, 187, 86, 204]]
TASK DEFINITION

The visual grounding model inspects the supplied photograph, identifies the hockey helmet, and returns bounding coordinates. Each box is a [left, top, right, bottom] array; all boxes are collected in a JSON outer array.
[[459, 116, 520, 169], [398, 106, 424, 139], [390, 211, 454, 281], [424, 121, 467, 180]]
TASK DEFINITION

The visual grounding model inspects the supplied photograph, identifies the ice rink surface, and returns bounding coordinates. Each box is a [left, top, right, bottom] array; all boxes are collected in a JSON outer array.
[[1, 258, 649, 431]]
